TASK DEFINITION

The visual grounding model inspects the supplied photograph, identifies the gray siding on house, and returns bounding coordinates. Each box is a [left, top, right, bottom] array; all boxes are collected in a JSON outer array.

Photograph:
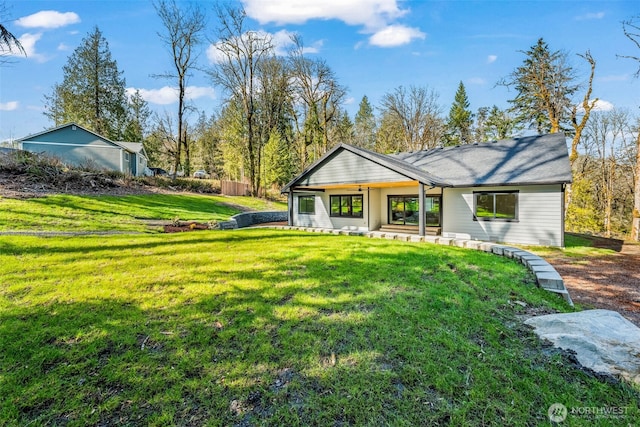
[[21, 141, 123, 171], [20, 125, 124, 172], [442, 185, 564, 246], [293, 189, 369, 231], [298, 150, 412, 187]]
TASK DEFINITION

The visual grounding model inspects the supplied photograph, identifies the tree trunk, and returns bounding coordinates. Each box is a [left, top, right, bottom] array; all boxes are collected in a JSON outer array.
[[632, 130, 640, 240]]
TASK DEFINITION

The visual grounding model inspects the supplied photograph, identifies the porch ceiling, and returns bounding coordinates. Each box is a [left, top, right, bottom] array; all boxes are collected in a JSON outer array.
[[294, 180, 419, 191]]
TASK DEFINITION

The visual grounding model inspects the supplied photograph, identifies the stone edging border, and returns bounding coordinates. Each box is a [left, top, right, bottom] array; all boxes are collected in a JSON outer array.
[[250, 225, 574, 306]]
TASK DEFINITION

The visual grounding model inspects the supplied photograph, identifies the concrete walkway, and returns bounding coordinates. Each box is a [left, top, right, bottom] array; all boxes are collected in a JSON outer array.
[[255, 225, 574, 306]]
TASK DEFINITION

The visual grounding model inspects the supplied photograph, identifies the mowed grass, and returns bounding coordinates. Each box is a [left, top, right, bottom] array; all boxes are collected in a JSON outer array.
[[0, 194, 286, 232], [1, 230, 638, 426]]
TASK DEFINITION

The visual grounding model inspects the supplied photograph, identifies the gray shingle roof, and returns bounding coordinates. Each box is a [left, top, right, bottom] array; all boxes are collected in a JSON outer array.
[[392, 133, 572, 187]]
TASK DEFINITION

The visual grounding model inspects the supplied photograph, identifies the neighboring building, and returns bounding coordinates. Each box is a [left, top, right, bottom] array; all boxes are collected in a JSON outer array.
[[282, 133, 572, 247], [17, 123, 149, 177]]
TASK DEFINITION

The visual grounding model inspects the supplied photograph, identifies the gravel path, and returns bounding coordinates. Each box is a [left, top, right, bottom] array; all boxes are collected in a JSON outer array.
[[543, 238, 640, 327]]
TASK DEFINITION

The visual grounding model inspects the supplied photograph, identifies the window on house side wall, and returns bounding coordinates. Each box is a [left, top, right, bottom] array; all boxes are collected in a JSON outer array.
[[474, 191, 518, 221], [298, 196, 315, 214]]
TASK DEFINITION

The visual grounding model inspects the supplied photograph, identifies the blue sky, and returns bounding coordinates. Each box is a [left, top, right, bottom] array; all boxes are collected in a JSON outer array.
[[1, 0, 638, 142]]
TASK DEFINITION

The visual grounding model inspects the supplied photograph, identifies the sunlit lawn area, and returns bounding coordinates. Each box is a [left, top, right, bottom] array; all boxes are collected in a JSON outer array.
[[1, 229, 638, 426], [0, 194, 286, 232]]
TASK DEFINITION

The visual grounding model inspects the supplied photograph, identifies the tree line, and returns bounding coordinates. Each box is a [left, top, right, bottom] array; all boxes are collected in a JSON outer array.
[[2, 3, 640, 240]]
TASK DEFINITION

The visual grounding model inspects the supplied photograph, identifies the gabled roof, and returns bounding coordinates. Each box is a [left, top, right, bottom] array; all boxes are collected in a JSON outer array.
[[393, 133, 572, 187], [281, 143, 451, 193], [117, 141, 148, 159], [282, 133, 571, 193], [19, 122, 142, 154]]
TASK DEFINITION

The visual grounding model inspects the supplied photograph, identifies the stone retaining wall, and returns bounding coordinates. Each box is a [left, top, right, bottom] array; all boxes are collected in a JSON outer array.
[[218, 211, 287, 230]]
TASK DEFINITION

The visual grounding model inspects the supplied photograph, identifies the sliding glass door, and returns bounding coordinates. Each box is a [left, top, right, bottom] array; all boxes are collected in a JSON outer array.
[[388, 195, 441, 226]]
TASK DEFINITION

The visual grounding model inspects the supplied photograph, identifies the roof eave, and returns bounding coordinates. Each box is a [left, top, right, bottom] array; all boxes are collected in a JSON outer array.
[[447, 179, 572, 188]]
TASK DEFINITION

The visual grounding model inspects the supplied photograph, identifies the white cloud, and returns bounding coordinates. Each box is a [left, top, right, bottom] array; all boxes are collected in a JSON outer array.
[[128, 86, 215, 105], [271, 29, 297, 56], [467, 77, 486, 85], [57, 43, 71, 51], [242, 0, 406, 29], [16, 10, 80, 29], [575, 12, 605, 21], [487, 55, 497, 64], [15, 32, 47, 62], [576, 99, 614, 113], [242, 0, 423, 48], [207, 29, 322, 64], [185, 86, 216, 101], [592, 99, 614, 112], [369, 25, 425, 47], [206, 42, 224, 64], [0, 101, 19, 111], [599, 74, 629, 82]]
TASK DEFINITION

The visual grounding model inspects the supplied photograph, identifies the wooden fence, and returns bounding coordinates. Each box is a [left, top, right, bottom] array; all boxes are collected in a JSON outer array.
[[221, 180, 250, 196]]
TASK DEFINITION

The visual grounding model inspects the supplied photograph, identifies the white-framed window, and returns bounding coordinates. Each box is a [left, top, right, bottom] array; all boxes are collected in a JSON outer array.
[[124, 152, 130, 161]]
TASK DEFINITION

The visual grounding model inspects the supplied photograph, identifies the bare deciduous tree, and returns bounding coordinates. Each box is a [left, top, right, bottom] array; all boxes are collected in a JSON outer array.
[[620, 16, 640, 240], [289, 36, 346, 164], [154, 0, 206, 177], [569, 51, 598, 166], [379, 85, 444, 151], [208, 4, 273, 196]]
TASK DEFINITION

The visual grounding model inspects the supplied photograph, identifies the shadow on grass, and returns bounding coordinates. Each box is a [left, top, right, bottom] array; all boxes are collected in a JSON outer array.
[[566, 232, 625, 252], [1, 230, 637, 425], [24, 194, 242, 223]]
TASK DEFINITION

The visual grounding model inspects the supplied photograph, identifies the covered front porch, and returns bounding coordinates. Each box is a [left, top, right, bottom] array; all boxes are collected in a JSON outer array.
[[287, 179, 445, 238]]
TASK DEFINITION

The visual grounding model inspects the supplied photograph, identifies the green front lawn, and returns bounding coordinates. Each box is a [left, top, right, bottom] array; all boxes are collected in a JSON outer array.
[[1, 229, 637, 426], [0, 194, 287, 232]]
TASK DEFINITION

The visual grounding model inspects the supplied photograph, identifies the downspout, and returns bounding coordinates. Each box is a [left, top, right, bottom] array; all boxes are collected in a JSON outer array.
[[419, 182, 425, 237]]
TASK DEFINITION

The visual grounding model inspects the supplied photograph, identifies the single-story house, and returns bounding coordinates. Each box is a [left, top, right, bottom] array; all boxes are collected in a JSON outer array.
[[282, 133, 572, 247], [17, 123, 149, 177]]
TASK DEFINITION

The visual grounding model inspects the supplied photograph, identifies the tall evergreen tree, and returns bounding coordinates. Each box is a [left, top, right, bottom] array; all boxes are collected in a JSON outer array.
[[335, 110, 354, 144], [446, 81, 473, 145], [498, 38, 578, 134], [44, 27, 128, 140], [353, 95, 377, 149], [124, 89, 151, 142]]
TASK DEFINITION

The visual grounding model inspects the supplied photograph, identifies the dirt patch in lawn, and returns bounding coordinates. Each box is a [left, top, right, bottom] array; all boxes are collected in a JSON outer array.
[[542, 235, 640, 327], [163, 221, 212, 233]]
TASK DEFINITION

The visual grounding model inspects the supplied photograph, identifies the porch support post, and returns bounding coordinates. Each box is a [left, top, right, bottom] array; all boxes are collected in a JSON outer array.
[[418, 182, 425, 237], [288, 191, 294, 226]]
